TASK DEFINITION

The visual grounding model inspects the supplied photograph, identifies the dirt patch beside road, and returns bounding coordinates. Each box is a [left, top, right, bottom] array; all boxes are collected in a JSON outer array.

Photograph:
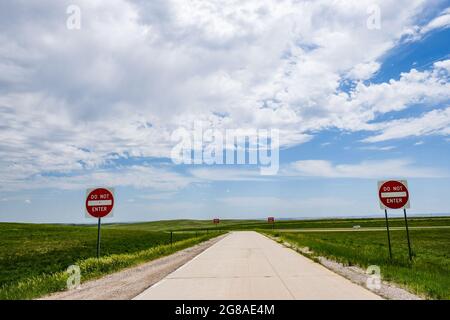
[[40, 234, 227, 300]]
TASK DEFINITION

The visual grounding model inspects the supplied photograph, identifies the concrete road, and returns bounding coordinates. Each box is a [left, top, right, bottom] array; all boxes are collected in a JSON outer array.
[[134, 231, 381, 300]]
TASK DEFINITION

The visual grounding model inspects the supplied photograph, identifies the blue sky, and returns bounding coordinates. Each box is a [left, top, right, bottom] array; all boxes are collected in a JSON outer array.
[[0, 0, 450, 223]]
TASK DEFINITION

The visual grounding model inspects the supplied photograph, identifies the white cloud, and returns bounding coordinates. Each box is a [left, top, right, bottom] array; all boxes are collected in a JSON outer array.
[[420, 7, 450, 34], [364, 106, 450, 142], [401, 7, 450, 41], [217, 196, 357, 215], [0, 165, 195, 192], [347, 61, 381, 80], [327, 60, 450, 133], [359, 145, 396, 151], [0, 0, 448, 191], [139, 192, 178, 200], [189, 167, 265, 181], [285, 159, 447, 178], [187, 158, 448, 181]]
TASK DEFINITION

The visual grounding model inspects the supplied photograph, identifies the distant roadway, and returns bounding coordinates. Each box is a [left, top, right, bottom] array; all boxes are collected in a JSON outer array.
[[135, 231, 381, 300]]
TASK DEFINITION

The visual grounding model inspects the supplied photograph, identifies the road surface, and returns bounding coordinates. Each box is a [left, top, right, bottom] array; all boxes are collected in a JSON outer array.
[[135, 231, 381, 300]]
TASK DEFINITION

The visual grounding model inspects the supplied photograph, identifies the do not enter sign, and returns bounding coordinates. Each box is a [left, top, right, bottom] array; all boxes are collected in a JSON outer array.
[[378, 180, 410, 210], [377, 180, 413, 261], [86, 188, 114, 218], [85, 187, 115, 258]]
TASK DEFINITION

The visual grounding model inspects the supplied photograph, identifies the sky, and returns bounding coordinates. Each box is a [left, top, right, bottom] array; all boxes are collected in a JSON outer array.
[[0, 0, 450, 223]]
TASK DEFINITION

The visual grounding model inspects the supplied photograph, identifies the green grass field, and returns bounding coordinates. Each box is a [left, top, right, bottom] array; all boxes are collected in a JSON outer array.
[[107, 219, 259, 231], [111, 216, 450, 231], [1, 216, 449, 300], [264, 228, 450, 299], [0, 222, 220, 299]]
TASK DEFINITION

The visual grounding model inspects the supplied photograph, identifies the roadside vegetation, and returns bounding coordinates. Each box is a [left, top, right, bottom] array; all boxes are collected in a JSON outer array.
[[1, 216, 448, 299], [111, 216, 450, 231], [263, 228, 450, 299], [0, 222, 223, 299]]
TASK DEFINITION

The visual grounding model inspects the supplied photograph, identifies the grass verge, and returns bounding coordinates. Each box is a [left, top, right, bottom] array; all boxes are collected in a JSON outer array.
[[0, 232, 224, 300], [0, 223, 210, 286], [261, 229, 450, 300]]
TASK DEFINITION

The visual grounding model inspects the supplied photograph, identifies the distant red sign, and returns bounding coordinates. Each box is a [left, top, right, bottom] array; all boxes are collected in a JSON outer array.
[[268, 217, 275, 223], [378, 180, 410, 210], [86, 188, 114, 218], [213, 218, 220, 224]]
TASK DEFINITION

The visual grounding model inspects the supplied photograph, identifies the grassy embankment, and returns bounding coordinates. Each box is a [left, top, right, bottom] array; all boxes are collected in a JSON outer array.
[[0, 222, 224, 300], [263, 228, 450, 299]]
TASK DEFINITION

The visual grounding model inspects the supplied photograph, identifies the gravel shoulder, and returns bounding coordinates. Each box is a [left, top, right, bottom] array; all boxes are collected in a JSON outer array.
[[278, 239, 422, 300], [316, 257, 422, 300], [40, 234, 227, 300]]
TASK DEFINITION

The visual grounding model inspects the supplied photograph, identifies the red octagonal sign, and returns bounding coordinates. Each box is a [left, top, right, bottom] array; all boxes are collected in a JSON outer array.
[[86, 188, 114, 218], [378, 180, 410, 210]]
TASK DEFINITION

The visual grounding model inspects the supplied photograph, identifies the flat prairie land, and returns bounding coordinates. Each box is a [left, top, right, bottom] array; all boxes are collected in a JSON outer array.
[[110, 217, 450, 231], [1, 216, 448, 299], [0, 222, 221, 299]]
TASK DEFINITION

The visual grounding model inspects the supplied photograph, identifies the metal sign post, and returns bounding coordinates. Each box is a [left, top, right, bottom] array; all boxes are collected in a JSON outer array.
[[213, 218, 220, 230], [86, 187, 114, 259], [268, 217, 275, 230], [96, 217, 101, 258], [378, 180, 412, 262], [384, 209, 392, 260], [403, 209, 413, 261]]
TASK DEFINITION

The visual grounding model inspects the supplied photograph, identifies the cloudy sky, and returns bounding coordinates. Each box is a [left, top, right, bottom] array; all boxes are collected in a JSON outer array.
[[1, 0, 450, 223]]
